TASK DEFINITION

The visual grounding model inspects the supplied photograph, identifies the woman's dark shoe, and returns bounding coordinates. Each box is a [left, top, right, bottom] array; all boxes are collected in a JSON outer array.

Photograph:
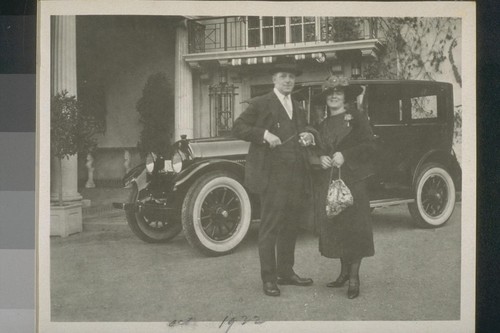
[[347, 279, 360, 299], [326, 274, 349, 288]]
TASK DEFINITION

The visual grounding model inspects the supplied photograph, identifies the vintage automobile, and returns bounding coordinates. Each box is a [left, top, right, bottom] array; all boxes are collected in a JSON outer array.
[[114, 79, 462, 256]]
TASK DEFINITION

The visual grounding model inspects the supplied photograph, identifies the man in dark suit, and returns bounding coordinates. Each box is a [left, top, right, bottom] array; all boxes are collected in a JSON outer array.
[[232, 63, 316, 297]]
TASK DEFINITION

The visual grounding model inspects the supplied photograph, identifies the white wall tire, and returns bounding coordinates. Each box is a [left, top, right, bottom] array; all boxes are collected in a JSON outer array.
[[408, 163, 456, 228], [181, 171, 252, 256]]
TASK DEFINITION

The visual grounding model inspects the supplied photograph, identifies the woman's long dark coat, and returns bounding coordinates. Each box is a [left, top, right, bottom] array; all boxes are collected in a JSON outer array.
[[312, 107, 376, 260]]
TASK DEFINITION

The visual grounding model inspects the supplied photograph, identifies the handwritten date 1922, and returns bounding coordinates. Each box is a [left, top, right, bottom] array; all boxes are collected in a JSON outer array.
[[219, 315, 265, 333]]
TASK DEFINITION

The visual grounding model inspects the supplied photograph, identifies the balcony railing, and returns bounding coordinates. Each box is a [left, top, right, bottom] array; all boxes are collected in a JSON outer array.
[[188, 16, 378, 54]]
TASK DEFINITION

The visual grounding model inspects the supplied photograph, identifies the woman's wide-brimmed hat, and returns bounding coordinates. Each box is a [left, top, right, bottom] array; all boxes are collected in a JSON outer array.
[[314, 75, 363, 101]]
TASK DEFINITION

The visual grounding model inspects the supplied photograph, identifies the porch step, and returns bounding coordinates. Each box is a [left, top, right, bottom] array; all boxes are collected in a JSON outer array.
[[83, 212, 129, 232], [81, 187, 131, 232], [82, 204, 123, 218]]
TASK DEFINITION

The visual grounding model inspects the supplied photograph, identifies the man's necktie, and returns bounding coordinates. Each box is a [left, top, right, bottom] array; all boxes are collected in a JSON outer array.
[[283, 95, 293, 119]]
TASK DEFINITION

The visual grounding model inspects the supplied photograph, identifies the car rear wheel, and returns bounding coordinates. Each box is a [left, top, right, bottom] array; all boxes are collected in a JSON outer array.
[[181, 171, 252, 256], [408, 162, 456, 228], [125, 183, 182, 243]]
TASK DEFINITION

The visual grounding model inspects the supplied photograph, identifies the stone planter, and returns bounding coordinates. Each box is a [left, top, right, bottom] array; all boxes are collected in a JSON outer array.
[[50, 202, 83, 237]]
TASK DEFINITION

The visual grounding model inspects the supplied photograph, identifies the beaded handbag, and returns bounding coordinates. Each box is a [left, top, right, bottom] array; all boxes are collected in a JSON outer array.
[[325, 166, 354, 218]]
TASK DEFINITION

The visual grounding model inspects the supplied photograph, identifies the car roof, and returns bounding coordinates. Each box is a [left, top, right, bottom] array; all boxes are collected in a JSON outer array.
[[295, 79, 453, 87], [242, 79, 453, 104], [348, 79, 453, 86]]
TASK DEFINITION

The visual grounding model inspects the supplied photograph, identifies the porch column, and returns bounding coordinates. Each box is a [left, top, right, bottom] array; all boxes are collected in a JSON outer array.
[[174, 21, 194, 140], [50, 15, 82, 202]]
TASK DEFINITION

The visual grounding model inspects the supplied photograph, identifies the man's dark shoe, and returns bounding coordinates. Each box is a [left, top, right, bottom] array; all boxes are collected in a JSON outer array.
[[263, 282, 280, 296], [277, 274, 313, 286]]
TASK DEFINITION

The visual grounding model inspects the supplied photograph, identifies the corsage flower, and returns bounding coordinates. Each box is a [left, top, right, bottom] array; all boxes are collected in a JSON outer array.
[[344, 113, 353, 127]]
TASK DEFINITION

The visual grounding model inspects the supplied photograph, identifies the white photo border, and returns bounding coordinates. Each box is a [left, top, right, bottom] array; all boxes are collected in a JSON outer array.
[[37, 1, 476, 332]]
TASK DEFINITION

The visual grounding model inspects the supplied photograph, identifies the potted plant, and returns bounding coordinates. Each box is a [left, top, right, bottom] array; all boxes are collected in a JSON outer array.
[[50, 90, 99, 237]]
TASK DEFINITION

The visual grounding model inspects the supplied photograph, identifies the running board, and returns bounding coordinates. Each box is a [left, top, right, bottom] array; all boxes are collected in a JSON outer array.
[[370, 198, 414, 208]]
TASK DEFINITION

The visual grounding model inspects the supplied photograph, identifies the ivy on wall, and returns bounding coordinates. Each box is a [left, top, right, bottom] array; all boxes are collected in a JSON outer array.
[[363, 17, 461, 85]]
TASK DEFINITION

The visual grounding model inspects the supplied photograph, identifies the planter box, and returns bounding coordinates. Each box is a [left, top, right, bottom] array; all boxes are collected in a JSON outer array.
[[50, 202, 83, 237]]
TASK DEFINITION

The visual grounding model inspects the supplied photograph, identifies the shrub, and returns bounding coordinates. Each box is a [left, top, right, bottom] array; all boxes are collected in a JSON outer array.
[[136, 72, 173, 157], [51, 90, 100, 205]]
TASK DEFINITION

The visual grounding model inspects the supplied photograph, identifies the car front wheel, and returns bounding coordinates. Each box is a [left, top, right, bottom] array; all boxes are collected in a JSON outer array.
[[181, 171, 252, 256], [408, 162, 456, 228], [125, 183, 182, 243]]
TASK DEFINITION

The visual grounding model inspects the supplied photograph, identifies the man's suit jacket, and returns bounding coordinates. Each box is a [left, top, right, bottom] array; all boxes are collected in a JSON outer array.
[[232, 91, 313, 194]]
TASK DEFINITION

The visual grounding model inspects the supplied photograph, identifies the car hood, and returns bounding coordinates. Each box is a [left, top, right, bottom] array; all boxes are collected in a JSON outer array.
[[187, 137, 250, 159]]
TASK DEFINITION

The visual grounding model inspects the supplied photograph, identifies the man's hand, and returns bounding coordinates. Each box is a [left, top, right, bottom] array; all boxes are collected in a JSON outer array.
[[298, 132, 314, 147], [263, 131, 282, 148], [332, 152, 345, 167], [320, 155, 333, 169]]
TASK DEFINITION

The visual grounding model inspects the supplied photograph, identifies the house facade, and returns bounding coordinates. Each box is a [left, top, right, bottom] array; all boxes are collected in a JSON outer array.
[[184, 16, 382, 138]]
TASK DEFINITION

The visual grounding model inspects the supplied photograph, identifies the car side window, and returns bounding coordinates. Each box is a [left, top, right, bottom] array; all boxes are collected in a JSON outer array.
[[410, 95, 438, 119], [402, 85, 443, 122], [366, 85, 403, 125]]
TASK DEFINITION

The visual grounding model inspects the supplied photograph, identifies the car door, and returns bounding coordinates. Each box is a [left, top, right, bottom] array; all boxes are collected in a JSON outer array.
[[364, 83, 414, 199], [401, 83, 452, 161]]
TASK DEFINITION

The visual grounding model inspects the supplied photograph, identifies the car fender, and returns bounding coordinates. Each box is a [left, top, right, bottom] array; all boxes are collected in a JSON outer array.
[[174, 159, 245, 190], [449, 149, 462, 191], [122, 163, 149, 193], [411, 149, 458, 187]]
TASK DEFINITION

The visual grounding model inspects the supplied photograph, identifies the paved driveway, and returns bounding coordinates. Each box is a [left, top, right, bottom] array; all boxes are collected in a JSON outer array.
[[50, 204, 461, 322]]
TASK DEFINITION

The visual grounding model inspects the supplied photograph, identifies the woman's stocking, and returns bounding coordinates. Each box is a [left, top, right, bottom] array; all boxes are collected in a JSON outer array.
[[347, 258, 361, 299], [326, 258, 350, 288]]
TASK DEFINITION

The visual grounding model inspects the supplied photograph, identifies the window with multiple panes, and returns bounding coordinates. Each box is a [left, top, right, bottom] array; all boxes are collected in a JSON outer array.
[[290, 17, 316, 43], [248, 16, 261, 47], [247, 16, 320, 46], [262, 17, 286, 45]]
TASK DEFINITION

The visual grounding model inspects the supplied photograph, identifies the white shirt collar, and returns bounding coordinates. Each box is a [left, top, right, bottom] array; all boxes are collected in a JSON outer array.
[[273, 88, 290, 102]]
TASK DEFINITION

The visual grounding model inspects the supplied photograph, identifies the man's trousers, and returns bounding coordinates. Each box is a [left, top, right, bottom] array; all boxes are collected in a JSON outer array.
[[258, 156, 307, 283]]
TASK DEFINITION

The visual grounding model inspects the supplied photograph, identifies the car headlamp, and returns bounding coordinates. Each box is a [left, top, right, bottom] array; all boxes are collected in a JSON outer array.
[[172, 151, 184, 173], [145, 152, 165, 174], [145, 152, 156, 173]]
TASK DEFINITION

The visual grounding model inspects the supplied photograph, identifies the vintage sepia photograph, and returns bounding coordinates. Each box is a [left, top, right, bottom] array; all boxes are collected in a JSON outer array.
[[37, 1, 476, 332]]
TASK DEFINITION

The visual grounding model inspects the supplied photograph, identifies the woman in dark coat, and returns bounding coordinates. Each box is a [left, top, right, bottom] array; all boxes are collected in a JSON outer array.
[[312, 76, 376, 299]]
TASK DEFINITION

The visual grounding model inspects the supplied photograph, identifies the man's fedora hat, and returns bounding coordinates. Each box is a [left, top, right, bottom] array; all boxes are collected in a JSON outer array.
[[314, 75, 363, 101], [269, 62, 303, 76]]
